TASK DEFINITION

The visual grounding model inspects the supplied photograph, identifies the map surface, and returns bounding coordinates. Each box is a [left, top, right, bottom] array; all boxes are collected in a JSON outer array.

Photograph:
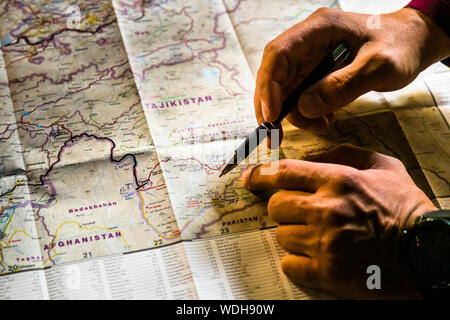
[[0, 0, 448, 296]]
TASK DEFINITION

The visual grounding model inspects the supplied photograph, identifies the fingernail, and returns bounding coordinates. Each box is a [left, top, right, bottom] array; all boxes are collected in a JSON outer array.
[[309, 121, 328, 135], [261, 101, 269, 121], [299, 93, 320, 119], [240, 165, 255, 188]]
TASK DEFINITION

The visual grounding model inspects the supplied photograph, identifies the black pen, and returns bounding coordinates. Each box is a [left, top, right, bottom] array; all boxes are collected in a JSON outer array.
[[219, 43, 351, 177]]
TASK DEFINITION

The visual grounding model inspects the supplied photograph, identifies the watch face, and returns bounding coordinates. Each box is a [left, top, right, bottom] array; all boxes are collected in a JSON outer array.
[[406, 221, 450, 287]]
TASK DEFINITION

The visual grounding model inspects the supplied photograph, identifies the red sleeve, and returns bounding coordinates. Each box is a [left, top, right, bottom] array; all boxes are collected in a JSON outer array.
[[406, 0, 450, 66], [407, 0, 450, 36]]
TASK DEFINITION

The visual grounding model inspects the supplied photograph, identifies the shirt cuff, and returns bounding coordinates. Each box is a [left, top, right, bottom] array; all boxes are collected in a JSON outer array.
[[406, 0, 450, 37], [406, 0, 450, 66]]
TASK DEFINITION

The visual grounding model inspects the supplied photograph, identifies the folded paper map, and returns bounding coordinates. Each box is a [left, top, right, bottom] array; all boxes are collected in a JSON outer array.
[[0, 0, 448, 299]]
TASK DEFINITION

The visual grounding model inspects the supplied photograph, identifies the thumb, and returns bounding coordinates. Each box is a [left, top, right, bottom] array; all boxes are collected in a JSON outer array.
[[298, 53, 380, 118]]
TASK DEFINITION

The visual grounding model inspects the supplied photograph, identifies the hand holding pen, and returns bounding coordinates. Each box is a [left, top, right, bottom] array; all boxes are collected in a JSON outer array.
[[253, 7, 450, 147], [220, 43, 350, 177]]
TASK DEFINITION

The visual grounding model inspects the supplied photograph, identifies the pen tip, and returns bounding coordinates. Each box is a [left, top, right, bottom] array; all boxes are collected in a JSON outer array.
[[219, 163, 237, 178]]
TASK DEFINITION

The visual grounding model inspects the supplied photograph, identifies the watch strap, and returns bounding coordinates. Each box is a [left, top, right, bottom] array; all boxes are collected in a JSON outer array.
[[398, 209, 450, 299]]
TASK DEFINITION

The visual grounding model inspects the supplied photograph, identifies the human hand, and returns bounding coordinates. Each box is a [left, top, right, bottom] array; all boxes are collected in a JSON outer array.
[[255, 7, 450, 144], [242, 144, 437, 299]]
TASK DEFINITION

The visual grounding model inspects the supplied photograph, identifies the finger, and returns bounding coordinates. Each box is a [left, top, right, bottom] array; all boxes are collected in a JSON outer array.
[[280, 58, 323, 99], [280, 254, 322, 289], [256, 53, 288, 122], [304, 143, 388, 170], [298, 51, 384, 118], [276, 225, 316, 255], [257, 52, 326, 125], [268, 190, 319, 224], [258, 58, 333, 136], [241, 159, 350, 192], [253, 87, 264, 125], [285, 108, 331, 135], [255, 8, 344, 124]]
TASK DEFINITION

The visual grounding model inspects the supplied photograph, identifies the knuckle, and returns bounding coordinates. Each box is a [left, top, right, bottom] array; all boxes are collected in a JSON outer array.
[[323, 200, 350, 227], [384, 154, 404, 168], [314, 7, 330, 15], [294, 197, 309, 212], [326, 73, 351, 102], [257, 42, 287, 85], [263, 40, 283, 57], [267, 193, 281, 220], [274, 159, 291, 184], [259, 80, 271, 93], [313, 7, 336, 18], [312, 7, 341, 26], [334, 169, 361, 192], [264, 40, 276, 52], [368, 49, 397, 73], [370, 49, 413, 89], [256, 68, 268, 85], [263, 39, 291, 63]]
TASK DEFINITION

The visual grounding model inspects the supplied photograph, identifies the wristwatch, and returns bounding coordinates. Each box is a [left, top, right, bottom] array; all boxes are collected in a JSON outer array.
[[398, 210, 450, 299]]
